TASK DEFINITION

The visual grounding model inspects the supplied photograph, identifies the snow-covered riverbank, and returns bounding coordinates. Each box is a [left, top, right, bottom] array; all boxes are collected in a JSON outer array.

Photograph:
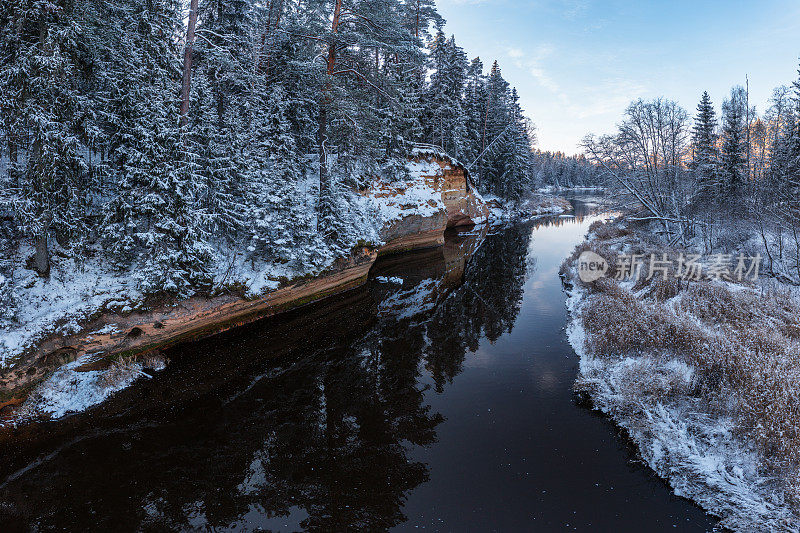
[[562, 217, 800, 531]]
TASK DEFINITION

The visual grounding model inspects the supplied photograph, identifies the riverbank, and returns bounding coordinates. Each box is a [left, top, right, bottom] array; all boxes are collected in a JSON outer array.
[[562, 215, 800, 531], [1, 152, 571, 423]]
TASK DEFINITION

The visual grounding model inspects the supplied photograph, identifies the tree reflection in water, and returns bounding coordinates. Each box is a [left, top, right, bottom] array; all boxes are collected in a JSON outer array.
[[0, 221, 541, 532]]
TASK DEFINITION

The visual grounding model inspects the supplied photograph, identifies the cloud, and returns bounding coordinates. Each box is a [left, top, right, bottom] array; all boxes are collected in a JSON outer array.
[[508, 43, 560, 93], [529, 65, 560, 93], [561, 0, 589, 20], [560, 78, 648, 120], [507, 42, 646, 122]]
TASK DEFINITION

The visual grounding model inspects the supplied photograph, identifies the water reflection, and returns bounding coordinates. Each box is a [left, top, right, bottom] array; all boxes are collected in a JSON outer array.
[[0, 219, 536, 531]]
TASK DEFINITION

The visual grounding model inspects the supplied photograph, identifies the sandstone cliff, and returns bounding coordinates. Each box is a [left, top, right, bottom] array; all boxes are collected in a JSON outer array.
[[366, 147, 488, 255]]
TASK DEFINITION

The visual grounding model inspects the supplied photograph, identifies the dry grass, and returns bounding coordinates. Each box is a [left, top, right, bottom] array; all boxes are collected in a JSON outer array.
[[100, 354, 166, 389], [588, 219, 632, 240], [570, 218, 800, 496], [99, 358, 144, 389]]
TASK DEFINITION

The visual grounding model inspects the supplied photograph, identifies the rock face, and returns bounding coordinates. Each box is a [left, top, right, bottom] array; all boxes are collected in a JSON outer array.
[[437, 159, 488, 228], [368, 149, 488, 255]]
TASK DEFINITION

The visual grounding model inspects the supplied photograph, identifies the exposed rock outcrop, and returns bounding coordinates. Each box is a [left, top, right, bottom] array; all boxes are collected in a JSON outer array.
[[366, 148, 488, 256]]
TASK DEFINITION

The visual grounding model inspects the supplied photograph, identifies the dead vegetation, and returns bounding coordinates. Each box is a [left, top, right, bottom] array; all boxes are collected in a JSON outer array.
[[566, 216, 800, 506]]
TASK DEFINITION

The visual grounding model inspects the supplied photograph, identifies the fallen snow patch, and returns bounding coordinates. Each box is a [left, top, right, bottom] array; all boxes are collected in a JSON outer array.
[[17, 355, 166, 421], [375, 276, 404, 285]]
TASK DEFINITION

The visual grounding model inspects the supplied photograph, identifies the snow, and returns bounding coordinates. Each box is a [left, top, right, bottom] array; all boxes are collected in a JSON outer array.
[[90, 324, 121, 335], [409, 145, 466, 170], [0, 167, 432, 369], [483, 192, 569, 224], [375, 276, 404, 285], [17, 356, 148, 420], [0, 247, 143, 368], [364, 159, 446, 229], [564, 241, 800, 531], [378, 278, 440, 319]]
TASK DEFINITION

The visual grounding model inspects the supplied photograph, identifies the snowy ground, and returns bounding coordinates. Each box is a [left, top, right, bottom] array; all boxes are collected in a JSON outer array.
[[484, 192, 572, 223], [365, 158, 446, 229], [563, 219, 800, 531], [0, 171, 404, 372], [12, 354, 166, 423], [537, 185, 605, 194], [1, 246, 144, 368]]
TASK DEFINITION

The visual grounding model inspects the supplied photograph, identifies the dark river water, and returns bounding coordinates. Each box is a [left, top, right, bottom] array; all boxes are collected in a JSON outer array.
[[0, 198, 718, 532]]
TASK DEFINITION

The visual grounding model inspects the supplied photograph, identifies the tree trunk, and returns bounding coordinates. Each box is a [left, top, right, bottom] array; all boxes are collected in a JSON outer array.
[[317, 0, 343, 235], [179, 0, 199, 128], [34, 232, 49, 277], [415, 0, 420, 39]]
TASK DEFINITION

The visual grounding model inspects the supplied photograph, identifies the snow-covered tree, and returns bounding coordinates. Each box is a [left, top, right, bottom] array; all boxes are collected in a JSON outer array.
[[463, 57, 488, 181], [100, 0, 213, 297], [691, 91, 719, 200], [720, 86, 749, 199], [0, 0, 97, 275], [499, 89, 534, 200], [422, 32, 468, 158], [246, 86, 318, 270]]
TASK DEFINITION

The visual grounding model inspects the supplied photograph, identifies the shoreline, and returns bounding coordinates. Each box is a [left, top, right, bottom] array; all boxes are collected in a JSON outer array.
[[561, 215, 800, 531], [0, 230, 437, 414]]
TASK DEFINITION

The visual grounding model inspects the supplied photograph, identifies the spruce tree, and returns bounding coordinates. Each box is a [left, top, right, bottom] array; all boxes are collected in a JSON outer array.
[[720, 86, 748, 199], [786, 64, 800, 208], [246, 86, 318, 272], [481, 61, 511, 197], [0, 0, 96, 275], [691, 91, 719, 200], [190, 0, 256, 241], [101, 0, 213, 297], [501, 89, 534, 200], [463, 57, 488, 181], [423, 32, 468, 158]]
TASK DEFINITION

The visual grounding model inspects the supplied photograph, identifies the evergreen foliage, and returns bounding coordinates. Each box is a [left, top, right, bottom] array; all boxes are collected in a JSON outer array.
[[0, 0, 538, 300], [691, 91, 719, 199]]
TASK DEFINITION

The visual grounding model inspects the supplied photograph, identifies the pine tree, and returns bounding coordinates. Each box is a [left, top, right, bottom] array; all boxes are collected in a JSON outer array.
[[402, 0, 444, 43], [691, 91, 719, 200]]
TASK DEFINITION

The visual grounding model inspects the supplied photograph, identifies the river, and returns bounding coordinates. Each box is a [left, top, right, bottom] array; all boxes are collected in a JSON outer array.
[[0, 197, 717, 531]]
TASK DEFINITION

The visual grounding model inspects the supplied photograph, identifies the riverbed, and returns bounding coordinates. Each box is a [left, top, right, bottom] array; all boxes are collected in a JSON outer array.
[[0, 198, 717, 531]]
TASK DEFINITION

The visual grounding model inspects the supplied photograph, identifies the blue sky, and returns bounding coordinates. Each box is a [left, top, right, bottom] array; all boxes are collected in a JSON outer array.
[[435, 0, 800, 153]]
